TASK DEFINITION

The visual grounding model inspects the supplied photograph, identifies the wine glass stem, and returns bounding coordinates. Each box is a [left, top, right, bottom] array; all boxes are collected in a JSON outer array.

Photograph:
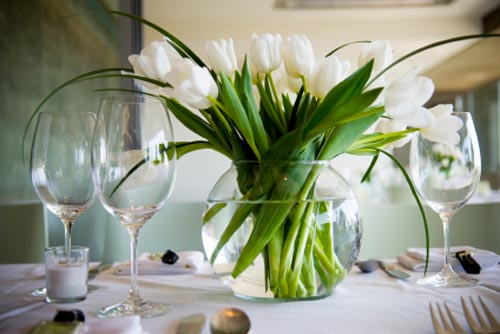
[[439, 212, 454, 270], [127, 225, 142, 303], [62, 219, 74, 258]]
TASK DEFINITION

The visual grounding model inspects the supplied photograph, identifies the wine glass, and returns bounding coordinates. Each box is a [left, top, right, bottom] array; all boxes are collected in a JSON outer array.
[[92, 94, 176, 318], [30, 110, 95, 256], [409, 111, 481, 287]]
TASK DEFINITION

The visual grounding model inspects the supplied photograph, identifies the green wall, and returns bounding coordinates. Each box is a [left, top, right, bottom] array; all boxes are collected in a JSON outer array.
[[2, 200, 498, 263], [0, 0, 120, 205]]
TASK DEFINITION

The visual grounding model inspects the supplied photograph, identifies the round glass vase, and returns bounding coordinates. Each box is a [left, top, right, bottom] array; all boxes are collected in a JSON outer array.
[[202, 160, 362, 301]]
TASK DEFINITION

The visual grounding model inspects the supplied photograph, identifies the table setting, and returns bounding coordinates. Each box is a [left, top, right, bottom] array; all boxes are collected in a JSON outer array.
[[0, 250, 499, 333], [9, 8, 500, 334]]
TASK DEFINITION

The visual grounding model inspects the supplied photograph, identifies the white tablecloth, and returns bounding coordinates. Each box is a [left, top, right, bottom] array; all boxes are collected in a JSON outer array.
[[0, 261, 499, 334]]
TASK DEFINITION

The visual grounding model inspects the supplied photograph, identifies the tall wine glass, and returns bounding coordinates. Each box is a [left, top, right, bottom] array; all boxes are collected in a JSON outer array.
[[92, 94, 176, 318], [410, 111, 481, 287], [30, 111, 95, 256]]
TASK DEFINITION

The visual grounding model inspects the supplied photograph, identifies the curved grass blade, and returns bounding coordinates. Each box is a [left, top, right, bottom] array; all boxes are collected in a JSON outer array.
[[22, 67, 133, 165], [109, 142, 177, 197], [107, 10, 207, 69], [78, 73, 169, 87], [325, 40, 370, 57], [369, 34, 500, 87], [361, 153, 379, 183], [375, 148, 430, 274], [109, 157, 147, 197]]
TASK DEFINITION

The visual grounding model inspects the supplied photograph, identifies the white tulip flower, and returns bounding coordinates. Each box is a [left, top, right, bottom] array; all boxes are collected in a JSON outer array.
[[128, 41, 181, 89], [384, 67, 434, 128], [206, 38, 238, 77], [282, 34, 315, 79], [249, 33, 282, 74], [358, 40, 393, 80], [166, 58, 218, 110], [375, 118, 412, 149], [310, 55, 350, 99], [420, 104, 463, 146]]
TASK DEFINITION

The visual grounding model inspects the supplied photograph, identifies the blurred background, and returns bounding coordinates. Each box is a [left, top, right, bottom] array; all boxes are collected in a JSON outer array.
[[1, 0, 499, 263]]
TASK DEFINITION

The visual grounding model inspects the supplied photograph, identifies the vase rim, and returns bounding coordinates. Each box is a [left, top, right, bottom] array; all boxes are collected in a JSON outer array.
[[233, 160, 332, 166]]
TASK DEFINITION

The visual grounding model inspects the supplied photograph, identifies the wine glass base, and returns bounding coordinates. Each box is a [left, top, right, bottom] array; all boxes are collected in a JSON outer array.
[[96, 298, 172, 318], [417, 270, 480, 288]]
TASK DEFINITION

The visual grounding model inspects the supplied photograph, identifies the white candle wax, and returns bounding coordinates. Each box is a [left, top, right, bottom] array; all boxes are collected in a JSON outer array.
[[46, 264, 88, 299]]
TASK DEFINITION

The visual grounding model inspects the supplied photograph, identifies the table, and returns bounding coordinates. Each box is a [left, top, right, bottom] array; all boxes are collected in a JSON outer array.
[[1, 261, 499, 334]]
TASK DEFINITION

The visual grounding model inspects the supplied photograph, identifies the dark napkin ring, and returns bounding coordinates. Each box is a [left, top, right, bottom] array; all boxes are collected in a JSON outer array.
[[455, 250, 481, 274]]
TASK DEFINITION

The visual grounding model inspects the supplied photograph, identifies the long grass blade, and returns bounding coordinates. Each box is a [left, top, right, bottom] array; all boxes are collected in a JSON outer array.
[[325, 40, 370, 57], [22, 67, 133, 165], [376, 148, 429, 274], [361, 153, 379, 183], [106, 10, 207, 68], [369, 34, 500, 86]]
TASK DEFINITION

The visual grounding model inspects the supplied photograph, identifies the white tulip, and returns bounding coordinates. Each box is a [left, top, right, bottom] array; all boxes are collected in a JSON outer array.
[[420, 104, 463, 146], [282, 34, 315, 79], [249, 33, 282, 74], [375, 118, 412, 149], [384, 67, 434, 128], [166, 58, 218, 110], [310, 55, 350, 99], [128, 41, 181, 89], [358, 40, 393, 78], [206, 38, 238, 77]]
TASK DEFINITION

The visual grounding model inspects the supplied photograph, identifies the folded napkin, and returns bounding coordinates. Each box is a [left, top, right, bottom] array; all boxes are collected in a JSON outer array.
[[115, 251, 204, 275], [397, 246, 500, 272], [83, 315, 148, 334]]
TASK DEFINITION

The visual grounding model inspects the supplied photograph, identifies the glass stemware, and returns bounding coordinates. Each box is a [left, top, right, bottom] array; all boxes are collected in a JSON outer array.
[[30, 111, 95, 256], [410, 111, 481, 287], [92, 94, 176, 318]]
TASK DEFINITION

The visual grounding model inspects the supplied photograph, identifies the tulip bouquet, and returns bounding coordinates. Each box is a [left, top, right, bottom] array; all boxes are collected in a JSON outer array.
[[27, 11, 499, 299]]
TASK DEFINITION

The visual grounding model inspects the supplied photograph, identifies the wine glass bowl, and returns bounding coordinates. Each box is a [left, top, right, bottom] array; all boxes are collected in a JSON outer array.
[[30, 110, 95, 253], [410, 111, 481, 287], [91, 94, 176, 318]]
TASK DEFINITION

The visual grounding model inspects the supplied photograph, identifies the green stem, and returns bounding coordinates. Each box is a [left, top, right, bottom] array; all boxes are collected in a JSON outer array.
[[313, 240, 345, 289], [301, 75, 309, 95], [206, 101, 233, 135], [277, 166, 321, 288], [302, 233, 317, 296], [268, 224, 284, 292], [267, 73, 286, 128], [287, 201, 315, 295]]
